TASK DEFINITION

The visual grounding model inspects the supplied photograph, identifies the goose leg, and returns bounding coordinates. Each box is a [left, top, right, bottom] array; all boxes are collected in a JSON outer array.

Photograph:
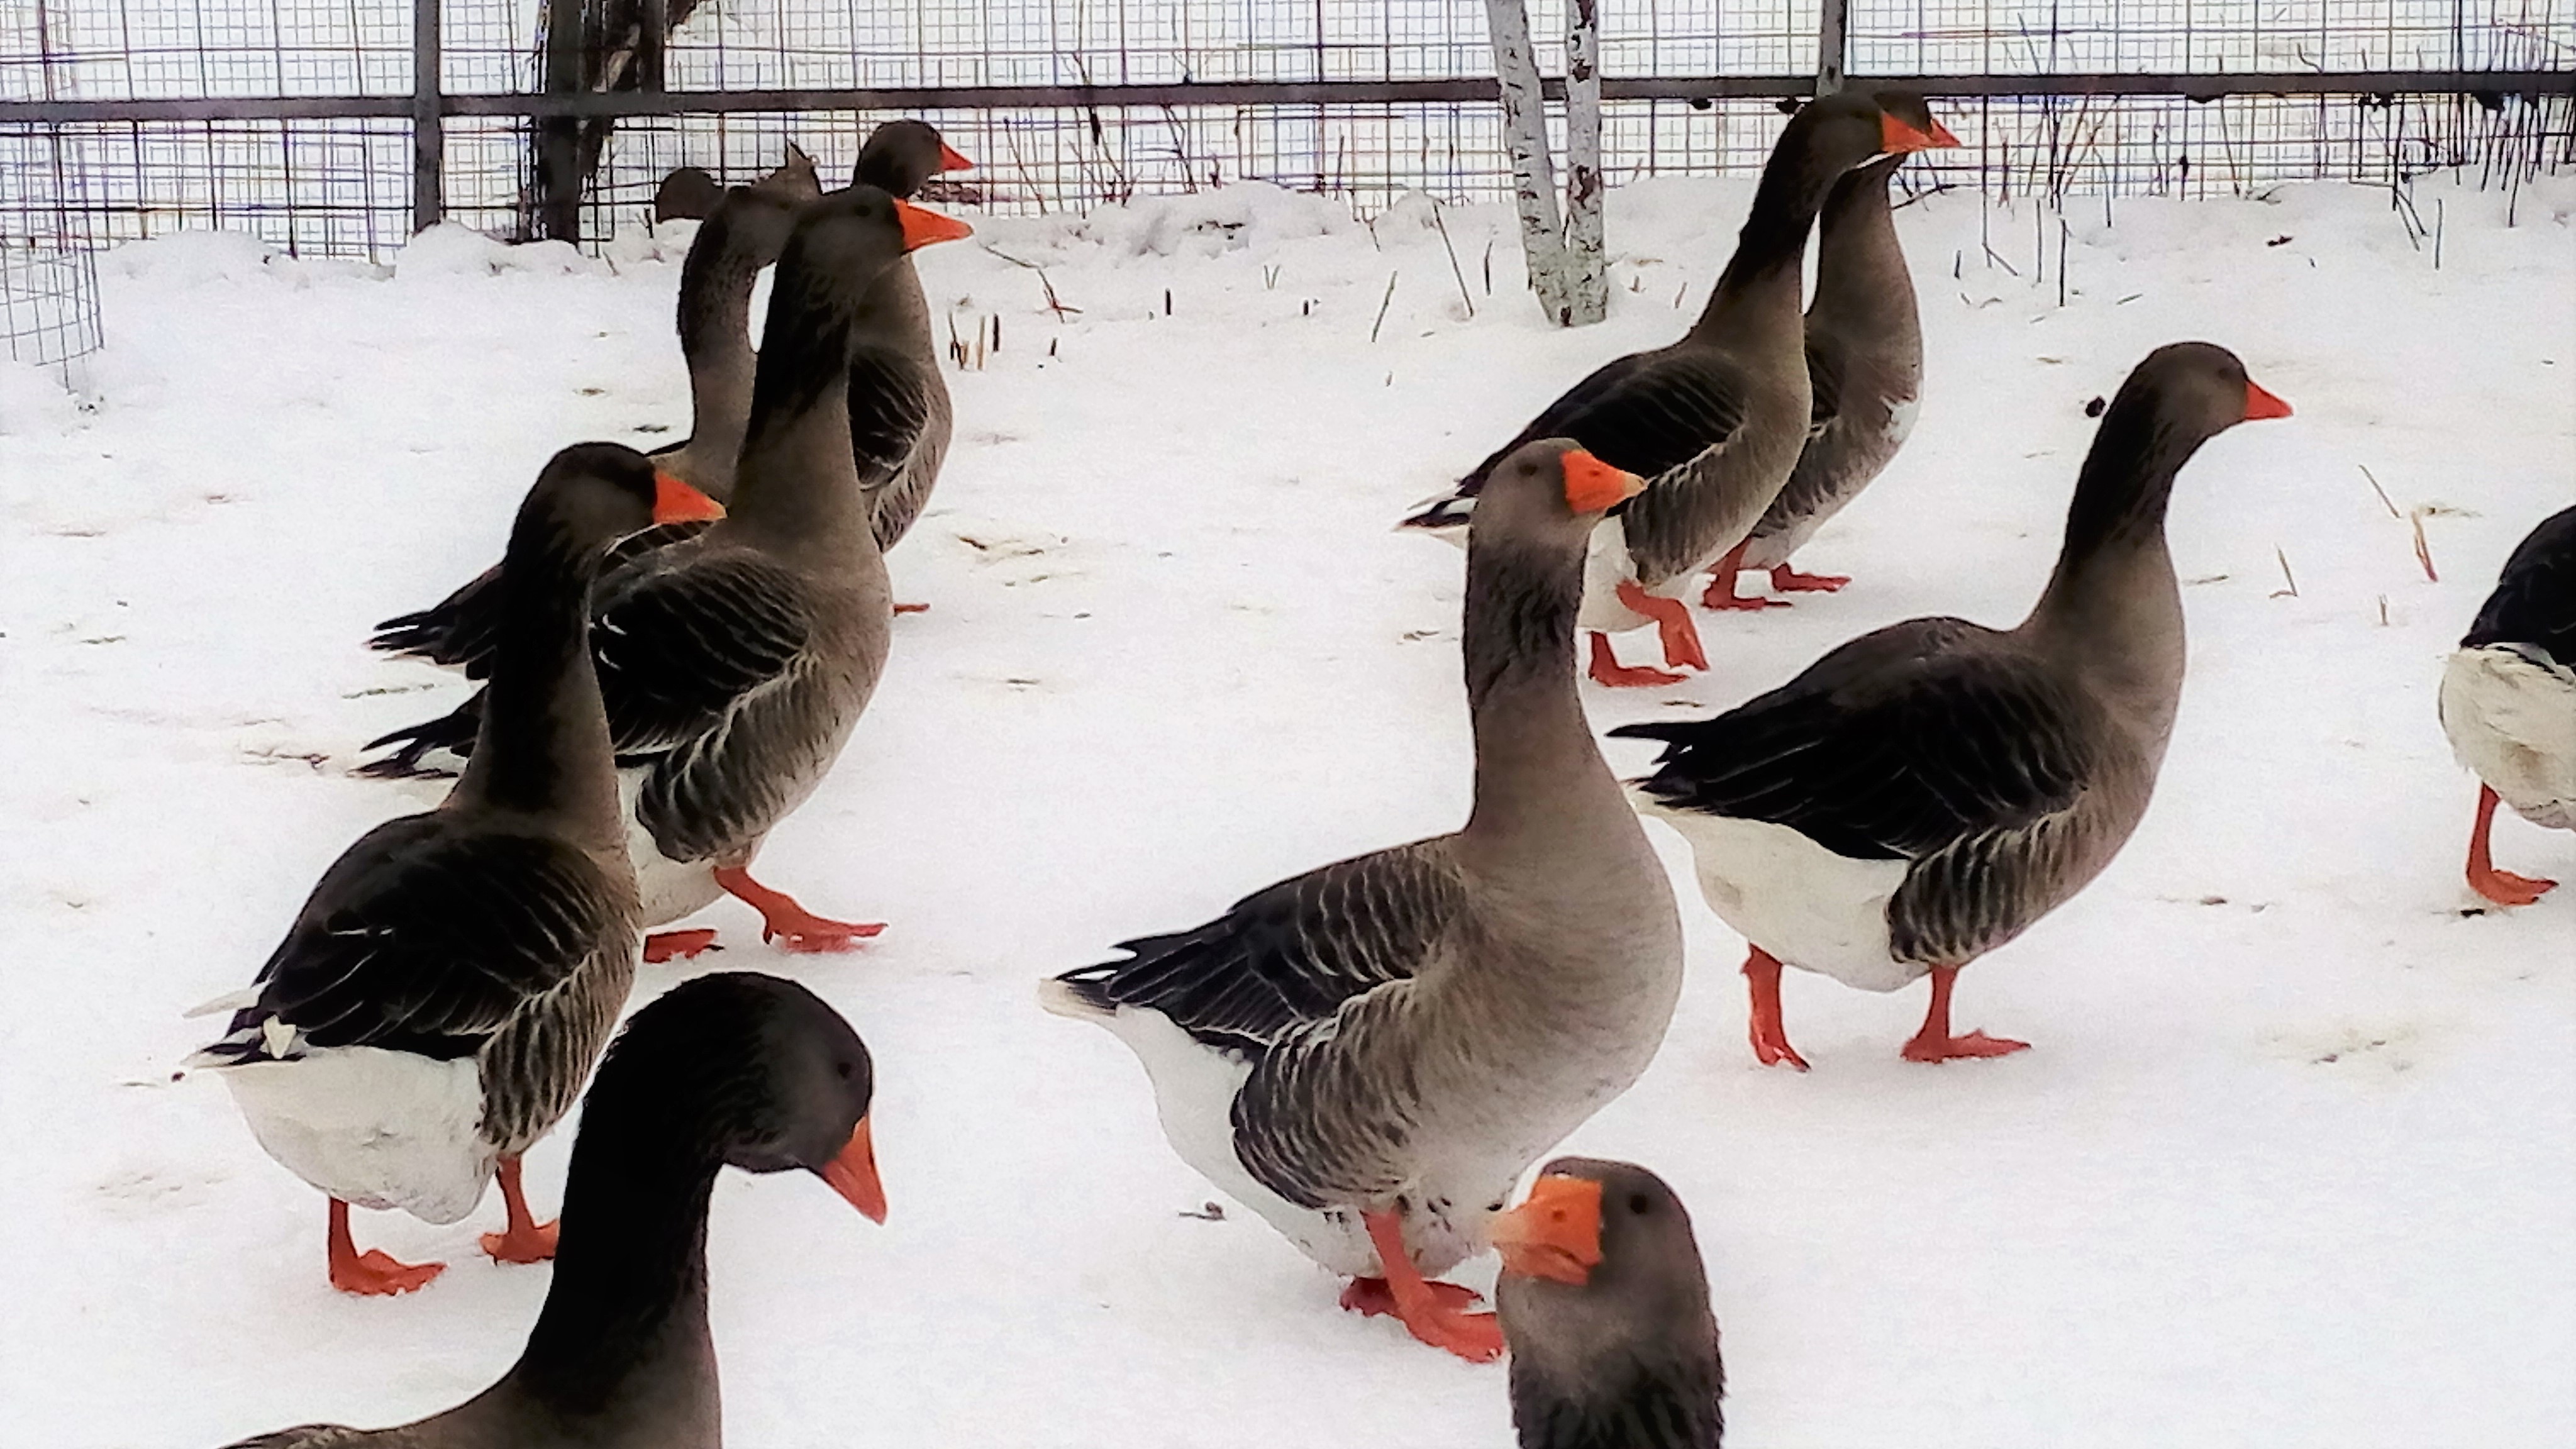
[[327, 1199, 443, 1296], [1900, 965, 2029, 1063], [1699, 541, 1790, 611], [1741, 947, 1811, 1070], [1613, 580, 1710, 672], [479, 1156, 560, 1264], [1350, 1209, 1502, 1363], [713, 865, 887, 952], [2467, 784, 2557, 907], [893, 602, 930, 614], [1585, 631, 1687, 689], [643, 928, 720, 963], [1768, 563, 1850, 592]]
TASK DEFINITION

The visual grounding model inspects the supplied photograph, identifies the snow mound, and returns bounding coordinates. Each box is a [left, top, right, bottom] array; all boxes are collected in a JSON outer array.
[[1073, 182, 1355, 259], [97, 230, 277, 286], [395, 224, 604, 280], [0, 357, 83, 437]]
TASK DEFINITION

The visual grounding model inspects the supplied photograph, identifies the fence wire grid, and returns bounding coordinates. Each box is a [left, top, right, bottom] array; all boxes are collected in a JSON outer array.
[[1, 0, 2572, 261]]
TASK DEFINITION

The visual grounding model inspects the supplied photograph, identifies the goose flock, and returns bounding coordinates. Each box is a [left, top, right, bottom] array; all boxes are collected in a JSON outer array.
[[161, 96, 2571, 1449]]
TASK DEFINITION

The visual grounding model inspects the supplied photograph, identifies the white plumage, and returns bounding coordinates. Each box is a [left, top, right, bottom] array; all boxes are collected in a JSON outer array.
[[1635, 797, 1918, 992], [210, 1045, 491, 1224], [2441, 643, 2576, 832]]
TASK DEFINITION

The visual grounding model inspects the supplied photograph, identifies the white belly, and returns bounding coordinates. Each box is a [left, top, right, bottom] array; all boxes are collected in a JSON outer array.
[[1043, 987, 1490, 1279], [218, 1046, 492, 1223], [620, 766, 726, 927], [1575, 515, 1668, 635], [1640, 799, 1920, 992], [2441, 645, 2576, 830]]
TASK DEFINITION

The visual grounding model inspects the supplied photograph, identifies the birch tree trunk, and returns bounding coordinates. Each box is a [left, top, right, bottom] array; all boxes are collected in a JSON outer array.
[[1482, 0, 1572, 322], [1561, 0, 1608, 325]]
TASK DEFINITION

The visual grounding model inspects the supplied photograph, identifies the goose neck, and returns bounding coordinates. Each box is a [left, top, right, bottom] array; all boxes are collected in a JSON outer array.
[[510, 1104, 725, 1418], [1458, 534, 1622, 852], [454, 519, 620, 837]]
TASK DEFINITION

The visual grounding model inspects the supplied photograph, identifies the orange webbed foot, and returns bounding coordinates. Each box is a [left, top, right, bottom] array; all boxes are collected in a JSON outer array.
[[1585, 631, 1687, 689], [713, 867, 885, 953], [480, 1219, 560, 1265], [1768, 565, 1850, 592], [331, 1249, 445, 1296], [1901, 1029, 2031, 1063], [644, 928, 720, 963]]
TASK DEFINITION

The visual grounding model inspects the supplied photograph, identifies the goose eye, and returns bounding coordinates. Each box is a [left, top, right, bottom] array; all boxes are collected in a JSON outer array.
[[835, 1060, 855, 1080], [1629, 1192, 1652, 1216]]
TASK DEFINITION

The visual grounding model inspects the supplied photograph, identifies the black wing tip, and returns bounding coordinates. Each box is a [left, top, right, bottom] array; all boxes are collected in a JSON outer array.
[[365, 609, 448, 658], [1606, 719, 1704, 747]]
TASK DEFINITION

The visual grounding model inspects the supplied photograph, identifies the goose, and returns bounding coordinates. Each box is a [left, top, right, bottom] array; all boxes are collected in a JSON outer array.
[[361, 187, 974, 964], [1402, 91, 1958, 688], [188, 445, 725, 1293], [367, 126, 973, 670], [1613, 344, 2291, 1067], [1044, 440, 1684, 1362], [213, 972, 886, 1449], [2440, 502, 2575, 906], [1493, 1159, 1725, 1449], [1704, 121, 1936, 608], [843, 121, 975, 601], [368, 148, 821, 670]]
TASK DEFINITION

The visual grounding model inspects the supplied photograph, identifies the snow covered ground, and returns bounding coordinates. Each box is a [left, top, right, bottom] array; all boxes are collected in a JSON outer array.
[[3, 167, 2571, 1447]]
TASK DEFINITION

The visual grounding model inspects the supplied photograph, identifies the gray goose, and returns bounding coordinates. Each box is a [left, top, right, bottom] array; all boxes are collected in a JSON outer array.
[[1614, 344, 2292, 1066], [367, 149, 820, 669], [1402, 91, 1958, 688], [1493, 1160, 1725, 1449], [187, 445, 724, 1293], [362, 187, 975, 963], [214, 972, 886, 1449], [2440, 502, 2576, 906], [1045, 441, 1685, 1362], [1706, 107, 1947, 609], [842, 121, 975, 603]]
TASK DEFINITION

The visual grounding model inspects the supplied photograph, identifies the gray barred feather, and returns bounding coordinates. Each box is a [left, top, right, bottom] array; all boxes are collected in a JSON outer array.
[[1059, 843, 1468, 1053]]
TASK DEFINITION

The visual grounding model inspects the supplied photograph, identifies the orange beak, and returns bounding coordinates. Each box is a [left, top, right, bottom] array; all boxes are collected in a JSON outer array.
[[815, 1115, 887, 1223], [1562, 450, 1646, 514], [652, 472, 726, 525], [2243, 378, 2294, 421], [937, 142, 975, 174], [896, 199, 974, 251], [1880, 113, 1958, 154], [1491, 1174, 1604, 1285]]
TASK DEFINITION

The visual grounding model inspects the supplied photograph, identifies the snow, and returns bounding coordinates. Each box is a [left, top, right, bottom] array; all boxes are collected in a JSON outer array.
[[3, 169, 2572, 1447]]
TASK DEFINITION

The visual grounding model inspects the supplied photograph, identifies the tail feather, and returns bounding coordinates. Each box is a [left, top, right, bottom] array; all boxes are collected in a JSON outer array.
[[367, 566, 502, 674], [357, 696, 484, 780], [1038, 972, 1116, 1021], [1396, 490, 1475, 533]]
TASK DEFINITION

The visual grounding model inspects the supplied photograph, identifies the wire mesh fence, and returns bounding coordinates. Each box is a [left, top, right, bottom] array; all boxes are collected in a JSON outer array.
[[1, 242, 103, 387], [1, 0, 2570, 261]]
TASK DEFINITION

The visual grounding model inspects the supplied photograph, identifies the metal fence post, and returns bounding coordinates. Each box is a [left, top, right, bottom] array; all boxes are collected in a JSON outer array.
[[411, 0, 443, 232], [537, 0, 583, 242], [1817, 0, 1848, 96]]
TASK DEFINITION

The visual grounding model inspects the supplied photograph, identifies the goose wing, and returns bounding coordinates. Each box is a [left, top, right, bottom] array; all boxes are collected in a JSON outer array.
[[1472, 348, 1751, 489], [194, 818, 625, 1063], [589, 548, 818, 756], [1613, 618, 2100, 861], [367, 521, 718, 675], [1052, 842, 1466, 1053], [2465, 504, 2576, 667]]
